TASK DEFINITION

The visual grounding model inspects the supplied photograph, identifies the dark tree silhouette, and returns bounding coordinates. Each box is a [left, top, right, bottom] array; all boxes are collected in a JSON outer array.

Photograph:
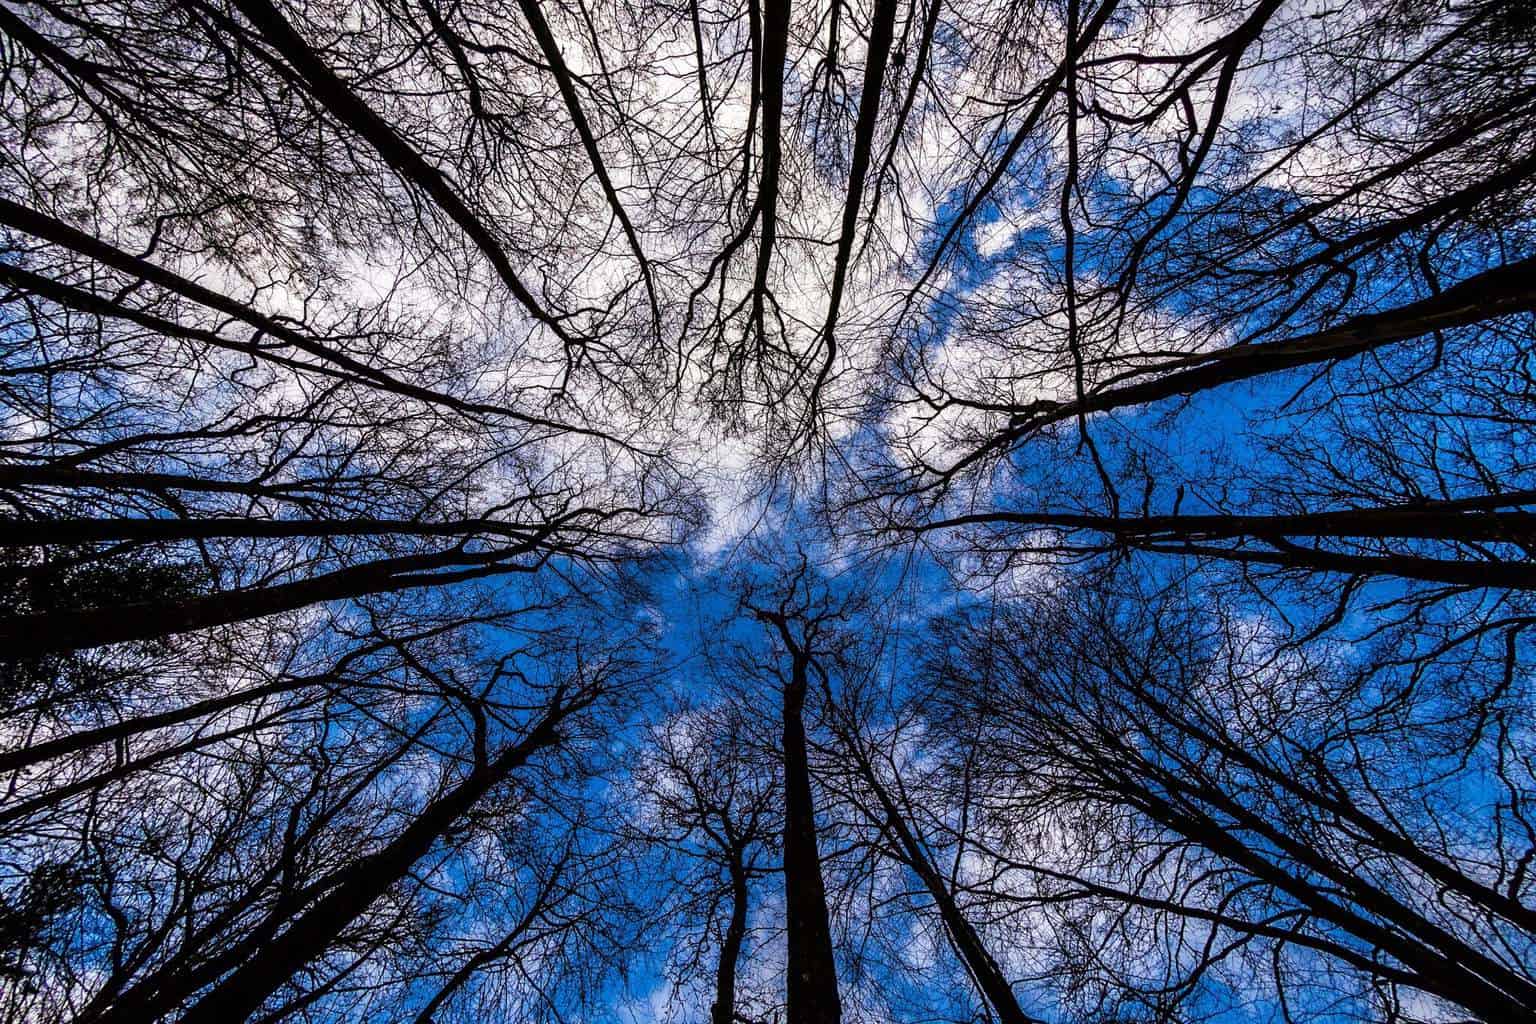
[[4, 0, 1536, 1019], [631, 697, 780, 1024], [922, 575, 1536, 1023], [741, 559, 848, 1024]]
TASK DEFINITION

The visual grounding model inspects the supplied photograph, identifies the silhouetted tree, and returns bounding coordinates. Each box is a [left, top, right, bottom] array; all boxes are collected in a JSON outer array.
[[923, 574, 1536, 1022], [5, 0, 1536, 1019]]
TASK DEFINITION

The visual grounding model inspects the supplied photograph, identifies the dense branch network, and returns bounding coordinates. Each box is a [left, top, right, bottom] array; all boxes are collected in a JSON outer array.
[[2, 0, 1535, 1021]]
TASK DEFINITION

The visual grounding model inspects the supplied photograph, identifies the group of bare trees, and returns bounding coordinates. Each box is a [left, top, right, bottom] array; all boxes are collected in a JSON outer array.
[[629, 551, 1536, 1024], [3, 0, 1535, 1019]]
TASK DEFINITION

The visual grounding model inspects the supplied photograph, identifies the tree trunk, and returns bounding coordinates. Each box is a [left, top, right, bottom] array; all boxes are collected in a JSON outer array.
[[780, 664, 841, 1024], [88, 699, 583, 1024], [710, 853, 751, 1024], [995, 253, 1536, 442], [0, 543, 542, 657], [852, 751, 1038, 1024], [173, 717, 569, 1024]]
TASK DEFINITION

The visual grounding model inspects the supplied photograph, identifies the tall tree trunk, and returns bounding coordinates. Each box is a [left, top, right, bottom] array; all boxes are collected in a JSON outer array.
[[1119, 770, 1536, 1022], [988, 250, 1536, 443], [0, 675, 324, 776], [0, 542, 544, 657], [88, 696, 586, 1024], [849, 748, 1038, 1024], [174, 716, 572, 1024], [780, 663, 841, 1024], [710, 853, 751, 1024], [915, 500, 1536, 590]]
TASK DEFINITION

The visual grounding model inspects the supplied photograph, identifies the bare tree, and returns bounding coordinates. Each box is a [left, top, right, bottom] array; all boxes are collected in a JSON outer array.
[[5, 0, 1536, 1020], [632, 696, 781, 1024], [740, 555, 851, 1024], [922, 574, 1536, 1022], [818, 671, 1043, 1024]]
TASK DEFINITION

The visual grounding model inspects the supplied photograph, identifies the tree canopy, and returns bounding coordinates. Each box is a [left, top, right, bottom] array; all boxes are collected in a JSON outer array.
[[2, 0, 1535, 1020]]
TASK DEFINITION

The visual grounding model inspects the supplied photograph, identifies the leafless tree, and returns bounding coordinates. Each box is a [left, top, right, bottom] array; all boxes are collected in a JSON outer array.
[[921, 573, 1536, 1023], [632, 696, 781, 1024], [5, 0, 1536, 1020], [738, 554, 852, 1024]]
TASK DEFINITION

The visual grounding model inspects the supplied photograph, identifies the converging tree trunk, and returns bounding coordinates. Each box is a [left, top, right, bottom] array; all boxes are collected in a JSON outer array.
[[711, 850, 752, 1024], [842, 733, 1038, 1024], [85, 691, 593, 1024], [752, 597, 843, 1024], [778, 664, 841, 1024]]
